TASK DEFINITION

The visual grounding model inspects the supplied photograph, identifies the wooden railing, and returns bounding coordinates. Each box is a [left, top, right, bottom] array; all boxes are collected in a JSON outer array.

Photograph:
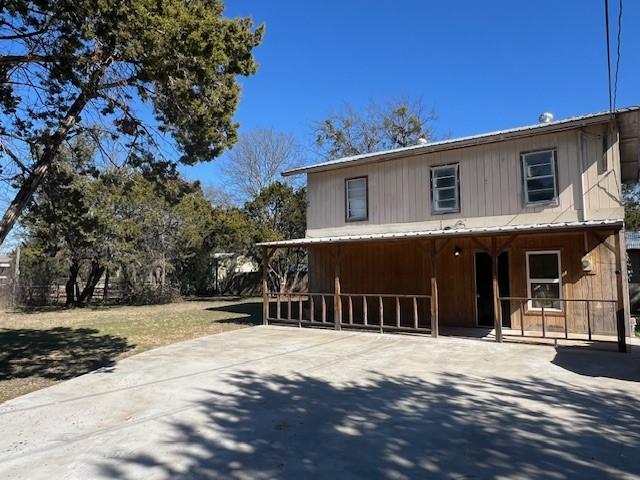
[[265, 292, 626, 351], [498, 296, 624, 350], [266, 292, 432, 334], [268, 292, 335, 327]]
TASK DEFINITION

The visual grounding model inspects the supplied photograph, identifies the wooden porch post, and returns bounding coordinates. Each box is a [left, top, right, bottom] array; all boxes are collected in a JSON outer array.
[[261, 246, 270, 325], [334, 246, 342, 331], [430, 239, 439, 338], [492, 237, 503, 343], [614, 230, 628, 353]]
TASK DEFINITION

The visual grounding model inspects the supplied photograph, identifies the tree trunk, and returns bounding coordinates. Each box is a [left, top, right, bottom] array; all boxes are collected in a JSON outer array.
[[77, 260, 105, 305], [0, 62, 109, 247], [161, 253, 166, 288], [103, 267, 110, 302], [65, 261, 79, 306]]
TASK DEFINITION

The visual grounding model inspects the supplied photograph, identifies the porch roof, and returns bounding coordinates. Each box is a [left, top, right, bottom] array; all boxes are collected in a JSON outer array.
[[256, 219, 623, 248]]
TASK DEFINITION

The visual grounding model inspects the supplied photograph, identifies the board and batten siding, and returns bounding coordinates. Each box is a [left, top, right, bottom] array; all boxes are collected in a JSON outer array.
[[306, 126, 623, 237], [308, 231, 619, 334]]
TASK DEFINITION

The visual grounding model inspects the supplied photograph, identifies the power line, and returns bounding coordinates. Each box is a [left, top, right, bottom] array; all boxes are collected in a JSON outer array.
[[604, 0, 613, 112], [613, 0, 623, 110]]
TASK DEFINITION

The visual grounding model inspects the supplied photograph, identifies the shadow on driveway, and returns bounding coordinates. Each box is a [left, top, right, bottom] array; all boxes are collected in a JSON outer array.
[[96, 368, 640, 479], [551, 345, 640, 382]]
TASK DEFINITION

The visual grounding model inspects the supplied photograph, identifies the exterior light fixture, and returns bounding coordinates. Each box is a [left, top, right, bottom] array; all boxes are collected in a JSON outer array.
[[454, 246, 462, 257]]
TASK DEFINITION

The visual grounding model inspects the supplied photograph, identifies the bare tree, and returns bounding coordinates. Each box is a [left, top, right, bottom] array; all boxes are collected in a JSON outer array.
[[203, 184, 234, 208], [314, 97, 437, 160], [222, 129, 302, 203]]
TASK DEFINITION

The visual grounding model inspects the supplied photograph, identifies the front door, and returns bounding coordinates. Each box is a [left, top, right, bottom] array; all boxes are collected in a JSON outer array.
[[475, 251, 510, 327]]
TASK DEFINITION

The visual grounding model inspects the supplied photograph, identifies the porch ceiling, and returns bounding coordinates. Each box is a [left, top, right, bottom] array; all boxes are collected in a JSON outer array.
[[256, 219, 623, 247]]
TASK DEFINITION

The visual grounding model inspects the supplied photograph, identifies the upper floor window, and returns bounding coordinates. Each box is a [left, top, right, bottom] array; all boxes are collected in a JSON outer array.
[[431, 163, 460, 214], [521, 149, 558, 205], [345, 176, 368, 222]]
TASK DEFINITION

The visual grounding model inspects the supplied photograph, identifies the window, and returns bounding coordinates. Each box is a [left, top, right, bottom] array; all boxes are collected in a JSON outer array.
[[521, 149, 558, 205], [345, 176, 368, 221], [431, 163, 459, 214], [526, 251, 562, 311]]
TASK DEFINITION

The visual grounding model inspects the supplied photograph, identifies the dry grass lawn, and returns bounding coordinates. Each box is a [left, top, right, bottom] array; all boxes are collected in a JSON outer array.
[[0, 297, 262, 403]]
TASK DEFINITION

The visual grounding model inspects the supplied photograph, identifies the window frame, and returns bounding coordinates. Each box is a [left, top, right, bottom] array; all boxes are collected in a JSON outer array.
[[430, 163, 460, 214], [345, 176, 368, 222], [525, 250, 563, 312], [521, 149, 559, 206]]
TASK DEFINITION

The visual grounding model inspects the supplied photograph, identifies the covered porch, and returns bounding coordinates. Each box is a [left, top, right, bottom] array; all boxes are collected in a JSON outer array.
[[258, 220, 629, 352]]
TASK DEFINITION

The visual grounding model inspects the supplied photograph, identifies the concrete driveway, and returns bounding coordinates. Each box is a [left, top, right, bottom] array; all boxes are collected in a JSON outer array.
[[1, 326, 639, 480]]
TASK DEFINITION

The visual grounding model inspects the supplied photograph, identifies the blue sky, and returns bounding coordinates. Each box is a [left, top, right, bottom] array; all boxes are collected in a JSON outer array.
[[180, 0, 639, 187]]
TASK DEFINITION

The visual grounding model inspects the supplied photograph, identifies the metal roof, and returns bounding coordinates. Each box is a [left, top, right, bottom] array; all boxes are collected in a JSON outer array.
[[625, 231, 640, 249], [283, 106, 640, 177], [257, 219, 623, 247]]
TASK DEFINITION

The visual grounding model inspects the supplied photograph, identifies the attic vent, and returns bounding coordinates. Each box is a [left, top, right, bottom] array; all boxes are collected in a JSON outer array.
[[538, 112, 554, 123]]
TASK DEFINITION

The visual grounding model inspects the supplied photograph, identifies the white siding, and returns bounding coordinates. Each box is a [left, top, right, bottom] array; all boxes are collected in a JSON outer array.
[[306, 128, 624, 238]]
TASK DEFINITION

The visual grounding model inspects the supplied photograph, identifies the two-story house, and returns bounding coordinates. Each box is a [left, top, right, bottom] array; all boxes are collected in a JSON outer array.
[[258, 107, 640, 350]]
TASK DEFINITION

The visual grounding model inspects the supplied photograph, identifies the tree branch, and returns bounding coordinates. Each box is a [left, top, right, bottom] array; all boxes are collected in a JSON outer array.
[[0, 141, 32, 173], [0, 28, 48, 41], [0, 54, 61, 65]]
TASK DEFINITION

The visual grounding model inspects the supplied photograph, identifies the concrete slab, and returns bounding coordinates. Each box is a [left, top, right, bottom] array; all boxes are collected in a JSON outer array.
[[0, 326, 639, 479]]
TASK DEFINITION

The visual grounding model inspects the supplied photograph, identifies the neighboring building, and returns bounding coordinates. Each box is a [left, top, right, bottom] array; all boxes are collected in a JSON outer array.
[[626, 231, 640, 314], [259, 107, 640, 348], [213, 253, 259, 293], [0, 255, 11, 285]]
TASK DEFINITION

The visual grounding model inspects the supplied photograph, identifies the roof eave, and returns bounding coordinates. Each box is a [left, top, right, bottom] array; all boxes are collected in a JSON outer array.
[[283, 108, 639, 177], [256, 219, 624, 248]]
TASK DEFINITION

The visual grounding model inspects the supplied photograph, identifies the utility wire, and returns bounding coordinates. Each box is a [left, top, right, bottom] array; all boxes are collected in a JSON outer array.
[[613, 0, 623, 110], [604, 0, 613, 112]]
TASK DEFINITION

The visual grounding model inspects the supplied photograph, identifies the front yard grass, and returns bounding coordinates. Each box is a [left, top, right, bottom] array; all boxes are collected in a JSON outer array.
[[0, 297, 262, 403]]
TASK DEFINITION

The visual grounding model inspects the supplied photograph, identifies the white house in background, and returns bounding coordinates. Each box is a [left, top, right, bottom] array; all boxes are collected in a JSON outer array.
[[0, 255, 11, 285]]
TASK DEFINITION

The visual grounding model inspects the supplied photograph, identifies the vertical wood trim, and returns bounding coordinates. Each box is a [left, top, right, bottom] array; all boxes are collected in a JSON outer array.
[[334, 247, 342, 330], [298, 296, 303, 326], [363, 296, 368, 325], [586, 300, 592, 341], [617, 229, 632, 334], [614, 231, 628, 352], [322, 295, 326, 323], [492, 237, 503, 342], [430, 239, 439, 338], [348, 296, 353, 324], [576, 130, 587, 220], [310, 295, 315, 322], [261, 247, 269, 325]]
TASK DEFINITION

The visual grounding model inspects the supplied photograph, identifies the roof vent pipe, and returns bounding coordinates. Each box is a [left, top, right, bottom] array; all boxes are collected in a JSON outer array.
[[538, 112, 554, 123], [416, 136, 428, 145]]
